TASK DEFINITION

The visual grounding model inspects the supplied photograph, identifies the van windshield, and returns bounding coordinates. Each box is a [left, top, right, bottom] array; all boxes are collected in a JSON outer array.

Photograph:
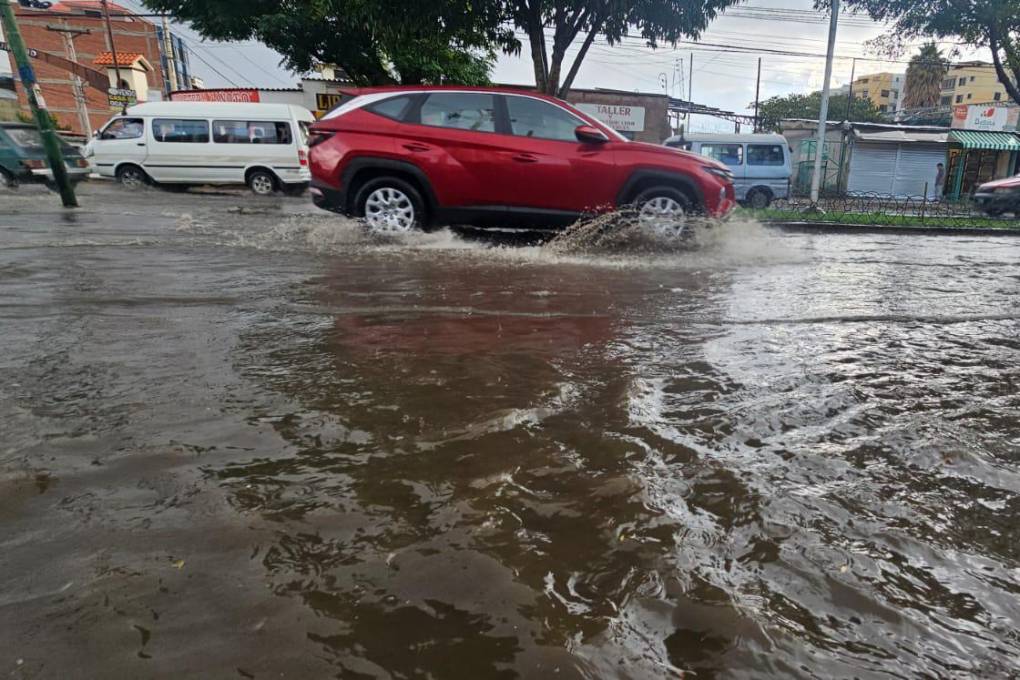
[[6, 127, 44, 148]]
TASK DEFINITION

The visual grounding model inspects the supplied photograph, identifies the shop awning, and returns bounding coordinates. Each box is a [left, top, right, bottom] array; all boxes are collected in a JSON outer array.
[[949, 130, 1020, 150]]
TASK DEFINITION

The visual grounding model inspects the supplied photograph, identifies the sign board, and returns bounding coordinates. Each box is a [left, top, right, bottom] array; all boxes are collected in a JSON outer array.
[[952, 104, 1018, 132], [108, 87, 136, 107], [315, 92, 344, 114], [171, 89, 261, 103], [574, 102, 646, 132]]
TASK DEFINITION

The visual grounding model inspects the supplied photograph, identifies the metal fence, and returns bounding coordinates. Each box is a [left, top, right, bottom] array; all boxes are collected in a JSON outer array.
[[748, 193, 1020, 230]]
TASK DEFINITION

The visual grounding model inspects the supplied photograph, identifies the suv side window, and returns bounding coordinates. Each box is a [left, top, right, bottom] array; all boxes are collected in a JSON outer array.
[[506, 96, 582, 141], [420, 93, 496, 133], [365, 95, 414, 121], [700, 143, 743, 166], [746, 144, 785, 166], [100, 118, 144, 140]]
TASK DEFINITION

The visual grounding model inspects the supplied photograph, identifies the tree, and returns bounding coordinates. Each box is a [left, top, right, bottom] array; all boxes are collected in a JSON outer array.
[[902, 43, 948, 109], [836, 0, 1020, 107], [755, 91, 883, 132], [142, 0, 516, 86], [509, 0, 742, 97]]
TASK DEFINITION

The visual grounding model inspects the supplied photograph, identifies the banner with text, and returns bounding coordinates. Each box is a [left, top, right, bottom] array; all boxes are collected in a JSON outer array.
[[574, 102, 646, 132]]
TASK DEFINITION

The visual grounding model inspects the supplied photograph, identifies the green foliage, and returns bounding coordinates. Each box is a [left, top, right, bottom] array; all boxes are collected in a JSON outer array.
[[756, 91, 883, 132], [835, 0, 1020, 106], [16, 110, 68, 130], [142, 0, 515, 86], [903, 43, 948, 109]]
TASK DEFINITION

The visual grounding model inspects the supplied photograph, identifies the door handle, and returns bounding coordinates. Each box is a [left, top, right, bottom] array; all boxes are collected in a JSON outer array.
[[403, 143, 429, 152], [136, 143, 146, 146], [512, 153, 538, 163]]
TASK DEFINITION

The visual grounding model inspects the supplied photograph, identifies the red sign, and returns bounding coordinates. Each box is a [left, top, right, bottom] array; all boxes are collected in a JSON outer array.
[[171, 89, 261, 103]]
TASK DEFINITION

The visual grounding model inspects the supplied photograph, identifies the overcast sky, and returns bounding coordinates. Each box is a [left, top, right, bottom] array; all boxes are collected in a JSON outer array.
[[16, 0, 990, 132]]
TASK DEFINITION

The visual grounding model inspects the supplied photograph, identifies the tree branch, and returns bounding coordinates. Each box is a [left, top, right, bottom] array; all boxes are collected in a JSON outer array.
[[558, 22, 599, 98], [989, 22, 1020, 106]]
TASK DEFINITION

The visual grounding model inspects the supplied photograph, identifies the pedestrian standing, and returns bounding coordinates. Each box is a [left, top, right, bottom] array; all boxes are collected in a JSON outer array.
[[935, 162, 945, 201]]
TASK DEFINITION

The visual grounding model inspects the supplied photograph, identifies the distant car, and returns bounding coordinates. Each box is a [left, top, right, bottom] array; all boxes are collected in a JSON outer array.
[[0, 122, 90, 189], [308, 86, 735, 233], [664, 132, 792, 209], [972, 175, 1020, 216]]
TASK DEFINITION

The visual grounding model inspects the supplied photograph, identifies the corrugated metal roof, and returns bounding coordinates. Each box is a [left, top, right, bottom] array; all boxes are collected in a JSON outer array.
[[853, 130, 949, 143], [949, 130, 1020, 150]]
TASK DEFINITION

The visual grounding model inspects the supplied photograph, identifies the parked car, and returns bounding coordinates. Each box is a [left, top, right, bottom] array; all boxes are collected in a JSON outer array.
[[972, 175, 1020, 216], [83, 102, 314, 195], [664, 132, 791, 209], [0, 122, 90, 189], [307, 87, 735, 233]]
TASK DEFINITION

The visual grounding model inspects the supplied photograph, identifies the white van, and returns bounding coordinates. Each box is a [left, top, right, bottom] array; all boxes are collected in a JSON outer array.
[[664, 133, 792, 208], [86, 102, 315, 195]]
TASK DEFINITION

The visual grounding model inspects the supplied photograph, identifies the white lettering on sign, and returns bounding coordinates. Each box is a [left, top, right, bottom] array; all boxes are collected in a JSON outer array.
[[574, 102, 646, 132]]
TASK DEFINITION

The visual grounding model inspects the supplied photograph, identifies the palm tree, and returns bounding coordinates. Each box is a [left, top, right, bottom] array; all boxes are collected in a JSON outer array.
[[903, 43, 948, 109]]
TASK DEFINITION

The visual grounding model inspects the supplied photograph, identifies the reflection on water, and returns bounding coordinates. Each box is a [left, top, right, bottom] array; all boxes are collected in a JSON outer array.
[[2, 185, 1020, 678]]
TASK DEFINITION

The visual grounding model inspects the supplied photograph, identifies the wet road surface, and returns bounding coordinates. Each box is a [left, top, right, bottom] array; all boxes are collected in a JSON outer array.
[[2, 183, 1019, 678]]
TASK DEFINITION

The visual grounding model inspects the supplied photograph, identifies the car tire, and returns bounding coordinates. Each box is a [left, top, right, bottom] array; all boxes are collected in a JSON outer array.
[[247, 170, 277, 196], [2, 168, 20, 189], [116, 164, 148, 189], [354, 176, 426, 233], [633, 186, 693, 238], [746, 187, 772, 209]]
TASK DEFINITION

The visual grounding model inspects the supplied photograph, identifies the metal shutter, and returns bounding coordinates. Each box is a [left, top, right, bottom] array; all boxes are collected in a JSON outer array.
[[892, 145, 943, 199], [848, 143, 896, 194]]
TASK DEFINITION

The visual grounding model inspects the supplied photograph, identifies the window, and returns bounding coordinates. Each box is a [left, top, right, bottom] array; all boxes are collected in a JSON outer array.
[[942, 78, 956, 90], [365, 95, 413, 121], [152, 119, 209, 143], [6, 127, 44, 147], [880, 89, 890, 98], [994, 92, 1002, 101], [862, 90, 869, 98], [100, 117, 144, 140], [747, 144, 784, 166], [940, 96, 952, 106], [212, 120, 293, 144], [700, 143, 743, 166], [419, 93, 496, 133], [859, 78, 869, 83], [955, 94, 964, 103], [967, 93, 972, 100], [969, 76, 976, 82], [506, 96, 583, 141], [958, 77, 966, 86], [879, 104, 888, 112]]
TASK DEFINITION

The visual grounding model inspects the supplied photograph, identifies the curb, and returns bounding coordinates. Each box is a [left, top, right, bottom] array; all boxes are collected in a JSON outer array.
[[763, 221, 1020, 237]]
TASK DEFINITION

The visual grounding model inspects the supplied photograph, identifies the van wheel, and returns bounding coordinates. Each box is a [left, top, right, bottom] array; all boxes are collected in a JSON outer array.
[[746, 188, 772, 209], [633, 186, 692, 238], [355, 177, 425, 233], [0, 168, 17, 189], [116, 164, 147, 188], [247, 170, 277, 196]]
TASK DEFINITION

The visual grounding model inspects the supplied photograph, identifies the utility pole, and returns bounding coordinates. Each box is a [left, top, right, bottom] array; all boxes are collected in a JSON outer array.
[[809, 0, 840, 207], [688, 52, 694, 131], [47, 24, 92, 140], [160, 14, 177, 94], [0, 0, 77, 207], [99, 0, 125, 113], [844, 57, 856, 119], [753, 57, 762, 132]]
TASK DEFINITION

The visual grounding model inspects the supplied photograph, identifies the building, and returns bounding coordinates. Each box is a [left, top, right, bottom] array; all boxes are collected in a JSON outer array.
[[945, 102, 1020, 197], [170, 76, 353, 118], [846, 126, 948, 198], [851, 72, 905, 113], [939, 62, 1009, 107], [3, 1, 189, 136]]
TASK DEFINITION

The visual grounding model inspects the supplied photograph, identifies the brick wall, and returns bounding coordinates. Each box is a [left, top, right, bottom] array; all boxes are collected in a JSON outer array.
[[12, 7, 167, 135]]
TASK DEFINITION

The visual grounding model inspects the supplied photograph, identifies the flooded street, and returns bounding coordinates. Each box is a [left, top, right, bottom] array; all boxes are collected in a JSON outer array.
[[2, 183, 1019, 678]]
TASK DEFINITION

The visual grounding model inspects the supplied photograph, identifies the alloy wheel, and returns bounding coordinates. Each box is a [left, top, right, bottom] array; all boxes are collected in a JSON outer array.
[[638, 195, 687, 237], [250, 173, 275, 196], [364, 187, 416, 233]]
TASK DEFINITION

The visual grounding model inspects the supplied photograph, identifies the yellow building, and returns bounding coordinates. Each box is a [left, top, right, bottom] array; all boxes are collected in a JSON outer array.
[[851, 72, 905, 113], [940, 62, 1009, 106]]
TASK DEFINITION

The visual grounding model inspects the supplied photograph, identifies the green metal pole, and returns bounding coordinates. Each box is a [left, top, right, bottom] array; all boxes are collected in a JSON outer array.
[[0, 0, 78, 207]]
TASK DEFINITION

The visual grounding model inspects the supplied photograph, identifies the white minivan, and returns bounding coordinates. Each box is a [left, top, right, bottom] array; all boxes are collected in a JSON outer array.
[[86, 102, 315, 195], [664, 132, 792, 208]]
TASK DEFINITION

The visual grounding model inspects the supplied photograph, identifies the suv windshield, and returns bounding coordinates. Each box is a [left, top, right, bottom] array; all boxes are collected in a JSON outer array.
[[6, 127, 44, 148]]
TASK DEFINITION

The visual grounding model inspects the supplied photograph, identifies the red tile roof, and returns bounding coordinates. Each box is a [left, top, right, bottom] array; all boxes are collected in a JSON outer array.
[[51, 1, 132, 12], [93, 52, 145, 67]]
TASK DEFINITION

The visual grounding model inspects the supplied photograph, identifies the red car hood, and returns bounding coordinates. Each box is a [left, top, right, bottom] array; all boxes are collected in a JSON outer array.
[[979, 175, 1020, 191], [625, 141, 730, 172]]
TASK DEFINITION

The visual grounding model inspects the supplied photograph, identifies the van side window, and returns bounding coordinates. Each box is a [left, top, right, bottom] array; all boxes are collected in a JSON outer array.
[[212, 121, 293, 144], [700, 143, 743, 166], [153, 119, 210, 143], [747, 144, 785, 166], [100, 118, 144, 140]]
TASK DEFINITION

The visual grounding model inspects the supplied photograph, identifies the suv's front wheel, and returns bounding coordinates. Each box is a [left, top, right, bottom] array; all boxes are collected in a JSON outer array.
[[355, 177, 425, 233], [634, 186, 692, 238]]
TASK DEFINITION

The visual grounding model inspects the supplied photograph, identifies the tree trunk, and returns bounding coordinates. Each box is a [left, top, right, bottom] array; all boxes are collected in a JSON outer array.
[[989, 24, 1020, 107], [557, 25, 598, 98]]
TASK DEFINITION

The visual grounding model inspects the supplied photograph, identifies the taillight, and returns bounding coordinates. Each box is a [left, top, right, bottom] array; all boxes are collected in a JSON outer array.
[[298, 148, 308, 167], [21, 159, 46, 169], [307, 130, 334, 148]]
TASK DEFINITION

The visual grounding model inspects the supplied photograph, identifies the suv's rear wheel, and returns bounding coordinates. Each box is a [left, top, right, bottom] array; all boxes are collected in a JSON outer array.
[[355, 177, 425, 233], [634, 186, 691, 238]]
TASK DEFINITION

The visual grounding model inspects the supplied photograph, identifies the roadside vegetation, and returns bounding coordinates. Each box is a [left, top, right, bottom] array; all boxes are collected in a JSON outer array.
[[741, 206, 1020, 231]]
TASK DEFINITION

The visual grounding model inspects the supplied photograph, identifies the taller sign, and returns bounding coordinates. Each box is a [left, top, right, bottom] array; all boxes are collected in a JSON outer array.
[[574, 102, 646, 132]]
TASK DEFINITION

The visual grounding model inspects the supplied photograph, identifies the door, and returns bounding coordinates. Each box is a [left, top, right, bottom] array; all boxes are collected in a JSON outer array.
[[746, 142, 791, 198], [494, 94, 619, 212], [210, 118, 298, 184], [698, 142, 747, 198], [892, 145, 943, 198], [146, 117, 213, 182], [848, 143, 896, 194], [92, 117, 147, 177]]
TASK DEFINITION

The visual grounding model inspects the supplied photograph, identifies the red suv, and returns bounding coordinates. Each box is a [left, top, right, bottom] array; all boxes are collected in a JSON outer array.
[[308, 86, 735, 233]]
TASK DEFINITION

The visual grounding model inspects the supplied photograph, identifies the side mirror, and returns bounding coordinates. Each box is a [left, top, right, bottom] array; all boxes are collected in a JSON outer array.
[[92, 129, 99, 136], [575, 125, 609, 144]]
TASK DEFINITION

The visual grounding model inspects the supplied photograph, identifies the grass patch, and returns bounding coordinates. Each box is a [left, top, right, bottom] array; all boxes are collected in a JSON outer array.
[[742, 207, 1020, 231]]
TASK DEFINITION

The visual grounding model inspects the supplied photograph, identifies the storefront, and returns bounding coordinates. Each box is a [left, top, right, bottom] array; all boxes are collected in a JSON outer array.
[[846, 129, 948, 198], [946, 130, 1020, 199]]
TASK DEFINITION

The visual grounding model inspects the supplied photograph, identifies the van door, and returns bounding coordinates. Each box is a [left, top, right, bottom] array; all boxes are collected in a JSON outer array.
[[746, 142, 791, 200], [146, 118, 212, 182], [210, 119, 300, 185], [92, 117, 147, 178], [699, 142, 746, 199]]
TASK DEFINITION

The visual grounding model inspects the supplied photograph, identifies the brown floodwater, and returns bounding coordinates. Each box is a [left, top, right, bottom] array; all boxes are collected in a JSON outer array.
[[2, 183, 1019, 678]]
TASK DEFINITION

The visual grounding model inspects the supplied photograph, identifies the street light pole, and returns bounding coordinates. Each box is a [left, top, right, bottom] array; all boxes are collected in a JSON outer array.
[[753, 57, 762, 132], [0, 0, 78, 207], [809, 0, 840, 206]]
